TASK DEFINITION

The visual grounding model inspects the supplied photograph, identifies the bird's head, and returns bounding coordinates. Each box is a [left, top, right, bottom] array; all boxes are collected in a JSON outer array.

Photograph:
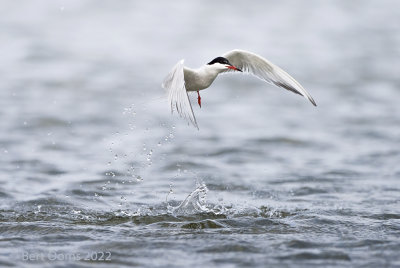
[[207, 57, 242, 72]]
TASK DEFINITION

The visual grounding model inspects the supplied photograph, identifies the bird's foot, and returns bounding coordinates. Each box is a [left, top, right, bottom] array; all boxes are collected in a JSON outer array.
[[197, 91, 201, 108]]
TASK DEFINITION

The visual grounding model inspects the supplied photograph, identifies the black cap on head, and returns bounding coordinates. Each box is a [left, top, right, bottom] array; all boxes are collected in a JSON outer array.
[[207, 57, 231, 65]]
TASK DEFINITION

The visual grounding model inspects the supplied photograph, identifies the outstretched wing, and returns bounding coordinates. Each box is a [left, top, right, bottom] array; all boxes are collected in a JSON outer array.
[[223, 49, 316, 106], [162, 59, 198, 129]]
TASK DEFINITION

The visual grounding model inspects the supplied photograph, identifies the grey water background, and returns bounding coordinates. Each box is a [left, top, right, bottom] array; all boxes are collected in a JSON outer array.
[[1, 0, 400, 267]]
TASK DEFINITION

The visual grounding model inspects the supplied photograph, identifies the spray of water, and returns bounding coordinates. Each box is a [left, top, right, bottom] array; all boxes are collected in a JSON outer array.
[[168, 182, 209, 214]]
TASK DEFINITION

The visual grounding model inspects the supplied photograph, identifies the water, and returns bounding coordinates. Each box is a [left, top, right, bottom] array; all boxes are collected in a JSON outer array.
[[1, 0, 400, 267]]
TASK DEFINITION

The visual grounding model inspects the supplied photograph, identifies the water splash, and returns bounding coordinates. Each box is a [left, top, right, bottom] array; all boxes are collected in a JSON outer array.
[[168, 182, 210, 215]]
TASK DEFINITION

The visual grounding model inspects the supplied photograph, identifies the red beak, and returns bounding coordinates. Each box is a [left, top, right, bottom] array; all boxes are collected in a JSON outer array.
[[227, 65, 242, 72]]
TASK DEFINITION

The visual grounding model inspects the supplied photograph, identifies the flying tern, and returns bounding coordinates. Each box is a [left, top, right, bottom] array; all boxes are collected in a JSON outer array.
[[162, 49, 316, 129]]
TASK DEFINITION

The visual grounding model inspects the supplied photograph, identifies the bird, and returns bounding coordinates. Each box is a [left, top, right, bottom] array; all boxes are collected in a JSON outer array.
[[162, 49, 316, 129]]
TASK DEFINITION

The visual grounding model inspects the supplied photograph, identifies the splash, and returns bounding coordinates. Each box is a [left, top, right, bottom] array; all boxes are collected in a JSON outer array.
[[168, 182, 210, 215]]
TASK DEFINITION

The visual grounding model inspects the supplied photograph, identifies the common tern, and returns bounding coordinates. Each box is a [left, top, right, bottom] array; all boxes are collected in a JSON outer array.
[[162, 49, 316, 129]]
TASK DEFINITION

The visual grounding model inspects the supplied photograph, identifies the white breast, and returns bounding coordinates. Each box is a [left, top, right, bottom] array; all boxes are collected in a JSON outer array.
[[183, 65, 220, 92]]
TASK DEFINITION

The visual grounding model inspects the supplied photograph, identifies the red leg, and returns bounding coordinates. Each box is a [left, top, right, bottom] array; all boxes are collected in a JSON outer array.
[[197, 91, 201, 108]]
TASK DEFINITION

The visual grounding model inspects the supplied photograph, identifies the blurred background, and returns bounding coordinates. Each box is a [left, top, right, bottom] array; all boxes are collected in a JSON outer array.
[[0, 0, 399, 267]]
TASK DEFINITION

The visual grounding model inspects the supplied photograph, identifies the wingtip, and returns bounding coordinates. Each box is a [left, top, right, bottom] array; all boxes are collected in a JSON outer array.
[[310, 99, 317, 107], [309, 97, 317, 107], [189, 122, 199, 130]]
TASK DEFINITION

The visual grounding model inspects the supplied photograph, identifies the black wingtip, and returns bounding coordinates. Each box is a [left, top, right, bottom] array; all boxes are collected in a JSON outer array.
[[309, 98, 317, 107]]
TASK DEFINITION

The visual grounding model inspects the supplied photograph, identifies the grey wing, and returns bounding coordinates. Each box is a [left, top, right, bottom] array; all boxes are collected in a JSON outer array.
[[223, 49, 316, 106], [162, 59, 198, 129]]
